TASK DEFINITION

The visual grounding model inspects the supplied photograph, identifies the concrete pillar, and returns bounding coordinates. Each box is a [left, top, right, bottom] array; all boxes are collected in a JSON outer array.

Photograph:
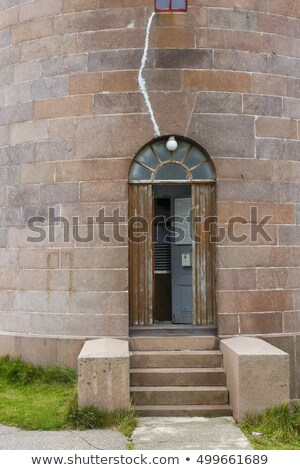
[[221, 337, 290, 422], [78, 338, 130, 411]]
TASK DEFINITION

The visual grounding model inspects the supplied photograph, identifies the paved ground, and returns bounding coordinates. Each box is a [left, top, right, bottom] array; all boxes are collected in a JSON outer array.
[[132, 417, 253, 450], [0, 417, 252, 450], [0, 424, 127, 450]]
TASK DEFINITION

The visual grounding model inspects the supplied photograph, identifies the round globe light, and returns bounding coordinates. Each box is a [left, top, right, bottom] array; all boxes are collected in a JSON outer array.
[[166, 136, 178, 152]]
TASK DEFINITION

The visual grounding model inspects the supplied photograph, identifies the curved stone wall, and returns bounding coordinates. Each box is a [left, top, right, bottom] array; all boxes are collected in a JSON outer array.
[[0, 0, 299, 388]]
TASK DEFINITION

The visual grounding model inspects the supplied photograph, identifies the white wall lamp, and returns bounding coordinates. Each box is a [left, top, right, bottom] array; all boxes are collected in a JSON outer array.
[[166, 136, 178, 151]]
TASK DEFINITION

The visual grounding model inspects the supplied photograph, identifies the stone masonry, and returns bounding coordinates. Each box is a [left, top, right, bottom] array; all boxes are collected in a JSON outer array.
[[0, 1, 300, 396]]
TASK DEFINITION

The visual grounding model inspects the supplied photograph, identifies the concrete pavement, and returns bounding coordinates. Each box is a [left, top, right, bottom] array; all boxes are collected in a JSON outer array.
[[132, 417, 253, 450], [0, 417, 252, 450], [0, 424, 127, 450]]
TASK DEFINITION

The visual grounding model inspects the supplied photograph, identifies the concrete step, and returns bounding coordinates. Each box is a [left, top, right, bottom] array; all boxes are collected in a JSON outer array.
[[129, 336, 219, 352], [130, 368, 226, 387], [131, 386, 229, 406], [129, 326, 217, 337], [133, 404, 232, 417], [130, 350, 222, 369]]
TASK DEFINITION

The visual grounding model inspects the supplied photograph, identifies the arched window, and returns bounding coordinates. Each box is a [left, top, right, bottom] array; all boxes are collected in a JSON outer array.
[[129, 137, 215, 183]]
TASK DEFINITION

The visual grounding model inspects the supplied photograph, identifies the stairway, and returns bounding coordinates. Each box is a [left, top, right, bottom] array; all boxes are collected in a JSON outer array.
[[129, 335, 232, 417]]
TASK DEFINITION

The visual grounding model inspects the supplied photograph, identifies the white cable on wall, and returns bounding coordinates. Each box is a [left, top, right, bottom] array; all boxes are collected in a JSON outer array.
[[138, 11, 161, 137]]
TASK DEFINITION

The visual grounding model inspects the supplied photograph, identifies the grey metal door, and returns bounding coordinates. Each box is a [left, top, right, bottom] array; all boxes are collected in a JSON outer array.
[[171, 197, 193, 324]]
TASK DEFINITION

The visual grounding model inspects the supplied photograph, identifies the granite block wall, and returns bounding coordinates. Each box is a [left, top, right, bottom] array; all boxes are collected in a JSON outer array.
[[0, 1, 299, 391]]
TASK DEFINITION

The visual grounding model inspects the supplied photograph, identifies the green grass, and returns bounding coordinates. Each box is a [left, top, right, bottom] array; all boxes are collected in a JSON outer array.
[[68, 398, 137, 437], [0, 355, 77, 430], [0, 355, 137, 436], [240, 403, 300, 450]]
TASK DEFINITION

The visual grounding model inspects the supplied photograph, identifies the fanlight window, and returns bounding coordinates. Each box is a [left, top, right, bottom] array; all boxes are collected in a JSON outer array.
[[155, 1, 187, 12], [129, 137, 215, 183]]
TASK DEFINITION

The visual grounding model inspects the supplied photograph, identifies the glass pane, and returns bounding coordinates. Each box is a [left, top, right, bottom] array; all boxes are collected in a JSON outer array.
[[191, 162, 215, 180], [156, 0, 170, 10], [129, 163, 152, 181], [184, 147, 207, 169], [155, 164, 189, 181], [171, 141, 191, 163], [151, 141, 170, 162], [172, 0, 186, 10], [136, 146, 159, 170]]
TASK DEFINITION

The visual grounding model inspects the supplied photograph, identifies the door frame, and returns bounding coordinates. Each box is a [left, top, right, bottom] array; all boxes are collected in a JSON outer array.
[[128, 181, 216, 326]]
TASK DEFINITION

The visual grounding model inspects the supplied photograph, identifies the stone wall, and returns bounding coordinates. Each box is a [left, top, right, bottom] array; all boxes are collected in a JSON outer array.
[[0, 0, 299, 385]]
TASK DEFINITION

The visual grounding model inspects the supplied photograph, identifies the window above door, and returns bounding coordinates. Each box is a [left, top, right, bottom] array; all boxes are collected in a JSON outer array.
[[129, 136, 215, 183]]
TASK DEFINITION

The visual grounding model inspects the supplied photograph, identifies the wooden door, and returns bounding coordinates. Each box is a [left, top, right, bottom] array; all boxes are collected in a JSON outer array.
[[192, 183, 216, 325], [129, 184, 154, 326], [129, 183, 216, 326]]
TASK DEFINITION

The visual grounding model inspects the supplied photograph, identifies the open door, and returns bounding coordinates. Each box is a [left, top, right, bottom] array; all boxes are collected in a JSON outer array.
[[129, 184, 154, 326], [171, 197, 193, 324], [192, 183, 216, 325]]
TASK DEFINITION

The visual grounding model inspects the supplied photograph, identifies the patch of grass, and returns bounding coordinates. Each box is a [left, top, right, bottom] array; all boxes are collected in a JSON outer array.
[[0, 355, 77, 386], [67, 397, 138, 437], [240, 403, 300, 450], [0, 355, 77, 430], [0, 355, 137, 437]]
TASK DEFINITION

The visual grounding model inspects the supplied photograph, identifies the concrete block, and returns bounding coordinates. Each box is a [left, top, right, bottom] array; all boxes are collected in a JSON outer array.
[[57, 337, 85, 369], [0, 126, 9, 147], [19, 0, 62, 23], [11, 17, 53, 45], [88, 49, 151, 72], [0, 102, 33, 127], [32, 76, 68, 100], [155, 49, 212, 69], [14, 60, 41, 82], [0, 28, 11, 50], [14, 336, 58, 368], [0, 229, 7, 248], [214, 50, 267, 73], [208, 8, 257, 32], [0, 167, 19, 186], [0, 333, 15, 357], [41, 54, 87, 77], [262, 335, 297, 398], [6, 82, 32, 106], [10, 121, 48, 146], [0, 143, 35, 167], [221, 337, 290, 422], [78, 338, 130, 411], [35, 139, 74, 162], [6, 184, 40, 207], [5, 199, 30, 226], [188, 114, 254, 158]]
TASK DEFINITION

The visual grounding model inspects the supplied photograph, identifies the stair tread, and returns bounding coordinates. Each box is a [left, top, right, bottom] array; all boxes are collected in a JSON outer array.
[[130, 367, 225, 373], [131, 386, 228, 391], [134, 404, 232, 410], [130, 335, 218, 339], [131, 350, 222, 355]]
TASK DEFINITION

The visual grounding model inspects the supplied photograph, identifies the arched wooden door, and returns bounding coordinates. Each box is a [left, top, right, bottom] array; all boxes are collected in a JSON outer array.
[[128, 137, 216, 327]]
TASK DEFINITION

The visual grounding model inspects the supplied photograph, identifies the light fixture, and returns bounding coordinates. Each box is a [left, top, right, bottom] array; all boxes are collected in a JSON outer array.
[[166, 136, 178, 151]]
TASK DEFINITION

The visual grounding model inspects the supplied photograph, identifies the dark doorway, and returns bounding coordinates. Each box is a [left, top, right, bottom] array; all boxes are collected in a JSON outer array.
[[153, 185, 192, 324]]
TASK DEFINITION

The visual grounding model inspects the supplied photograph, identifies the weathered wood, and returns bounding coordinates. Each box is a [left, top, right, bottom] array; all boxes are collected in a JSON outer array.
[[192, 183, 216, 325], [129, 184, 154, 326]]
